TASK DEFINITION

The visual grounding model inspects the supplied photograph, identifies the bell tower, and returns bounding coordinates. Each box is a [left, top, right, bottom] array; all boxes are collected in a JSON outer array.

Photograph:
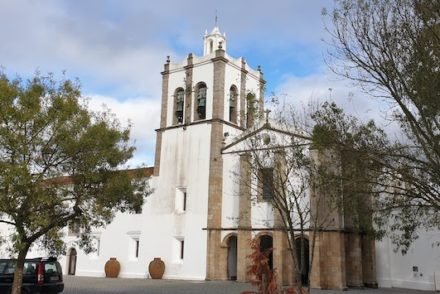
[[153, 26, 265, 280]]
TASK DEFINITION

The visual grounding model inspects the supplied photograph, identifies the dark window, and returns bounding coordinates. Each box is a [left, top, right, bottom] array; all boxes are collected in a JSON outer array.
[[135, 240, 140, 258], [261, 168, 274, 200], [183, 192, 187, 211], [180, 240, 185, 259], [175, 88, 184, 124], [229, 86, 238, 123], [259, 235, 273, 270], [295, 238, 310, 286], [196, 84, 207, 120]]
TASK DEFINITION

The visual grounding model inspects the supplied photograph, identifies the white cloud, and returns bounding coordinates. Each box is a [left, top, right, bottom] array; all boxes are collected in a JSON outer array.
[[2, 0, 400, 163], [86, 94, 161, 168], [275, 70, 399, 134]]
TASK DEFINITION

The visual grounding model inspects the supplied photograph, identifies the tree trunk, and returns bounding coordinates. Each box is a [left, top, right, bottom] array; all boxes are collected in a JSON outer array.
[[11, 244, 30, 294]]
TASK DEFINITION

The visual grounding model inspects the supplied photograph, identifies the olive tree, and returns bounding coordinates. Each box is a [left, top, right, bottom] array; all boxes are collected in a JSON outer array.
[[0, 72, 150, 294]]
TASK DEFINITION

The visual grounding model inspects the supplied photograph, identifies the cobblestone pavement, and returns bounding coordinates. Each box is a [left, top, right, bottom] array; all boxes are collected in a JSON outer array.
[[63, 276, 435, 294], [63, 276, 250, 294]]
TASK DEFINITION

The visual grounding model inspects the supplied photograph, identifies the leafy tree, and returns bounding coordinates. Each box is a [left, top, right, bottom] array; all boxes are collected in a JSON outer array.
[[323, 0, 440, 248], [0, 72, 150, 294], [311, 102, 388, 235]]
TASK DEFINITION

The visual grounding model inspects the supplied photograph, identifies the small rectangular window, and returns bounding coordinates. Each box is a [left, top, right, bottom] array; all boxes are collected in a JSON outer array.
[[175, 188, 187, 213], [127, 231, 141, 260], [97, 239, 101, 256], [135, 240, 140, 258], [180, 240, 185, 260], [261, 168, 274, 200]]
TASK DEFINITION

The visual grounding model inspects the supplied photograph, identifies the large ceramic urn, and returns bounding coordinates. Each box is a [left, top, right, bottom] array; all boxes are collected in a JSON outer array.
[[105, 257, 121, 278], [148, 257, 165, 279]]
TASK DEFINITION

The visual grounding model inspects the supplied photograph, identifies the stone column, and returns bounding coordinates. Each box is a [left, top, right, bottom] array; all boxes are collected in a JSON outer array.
[[153, 58, 170, 176], [237, 230, 252, 281], [240, 58, 247, 128], [184, 53, 193, 124], [309, 148, 347, 289], [237, 154, 252, 281], [257, 66, 266, 122], [322, 232, 347, 289], [205, 48, 226, 280], [362, 235, 378, 288], [273, 230, 294, 286], [345, 233, 363, 287], [310, 232, 322, 289]]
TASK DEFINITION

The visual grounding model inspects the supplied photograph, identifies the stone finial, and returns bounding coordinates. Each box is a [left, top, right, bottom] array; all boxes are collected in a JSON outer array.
[[264, 109, 271, 124], [166, 56, 170, 64], [187, 53, 193, 65]]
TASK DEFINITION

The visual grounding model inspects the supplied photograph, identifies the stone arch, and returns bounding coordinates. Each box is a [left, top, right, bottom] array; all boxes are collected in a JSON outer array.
[[222, 233, 238, 280], [254, 232, 273, 270], [229, 85, 238, 123], [66, 247, 77, 275], [294, 236, 310, 286], [174, 87, 185, 124], [194, 82, 207, 120]]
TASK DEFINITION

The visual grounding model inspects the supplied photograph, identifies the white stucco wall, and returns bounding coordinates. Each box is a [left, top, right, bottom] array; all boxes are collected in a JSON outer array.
[[54, 122, 213, 280], [376, 230, 440, 290]]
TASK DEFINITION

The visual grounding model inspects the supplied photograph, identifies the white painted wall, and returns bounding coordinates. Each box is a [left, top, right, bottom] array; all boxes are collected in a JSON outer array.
[[376, 230, 440, 290], [53, 122, 213, 280]]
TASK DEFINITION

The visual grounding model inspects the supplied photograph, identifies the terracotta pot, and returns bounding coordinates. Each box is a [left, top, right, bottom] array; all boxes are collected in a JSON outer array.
[[105, 257, 120, 278], [148, 257, 165, 279]]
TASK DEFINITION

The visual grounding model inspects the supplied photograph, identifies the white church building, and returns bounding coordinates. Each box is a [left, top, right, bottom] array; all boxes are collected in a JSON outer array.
[[5, 26, 440, 291]]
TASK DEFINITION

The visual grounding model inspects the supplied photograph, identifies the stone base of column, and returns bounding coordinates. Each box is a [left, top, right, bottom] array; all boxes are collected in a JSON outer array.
[[237, 230, 252, 282], [206, 230, 227, 280]]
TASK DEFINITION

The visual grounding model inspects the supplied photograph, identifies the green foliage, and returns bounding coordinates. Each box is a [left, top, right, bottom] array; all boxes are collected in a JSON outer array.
[[311, 102, 388, 236], [0, 71, 150, 255]]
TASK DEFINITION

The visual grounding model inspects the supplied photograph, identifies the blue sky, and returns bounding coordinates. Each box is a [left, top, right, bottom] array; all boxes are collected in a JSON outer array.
[[0, 0, 388, 167]]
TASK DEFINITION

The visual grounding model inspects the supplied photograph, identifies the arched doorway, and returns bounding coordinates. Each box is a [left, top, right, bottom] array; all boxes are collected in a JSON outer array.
[[259, 235, 273, 270], [295, 237, 309, 286], [227, 235, 237, 280], [67, 248, 77, 275]]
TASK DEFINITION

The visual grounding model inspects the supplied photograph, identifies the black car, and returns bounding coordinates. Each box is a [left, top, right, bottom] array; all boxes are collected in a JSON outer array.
[[0, 257, 64, 294]]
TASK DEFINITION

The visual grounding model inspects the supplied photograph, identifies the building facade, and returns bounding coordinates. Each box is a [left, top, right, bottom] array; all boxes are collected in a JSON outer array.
[[5, 26, 438, 291]]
